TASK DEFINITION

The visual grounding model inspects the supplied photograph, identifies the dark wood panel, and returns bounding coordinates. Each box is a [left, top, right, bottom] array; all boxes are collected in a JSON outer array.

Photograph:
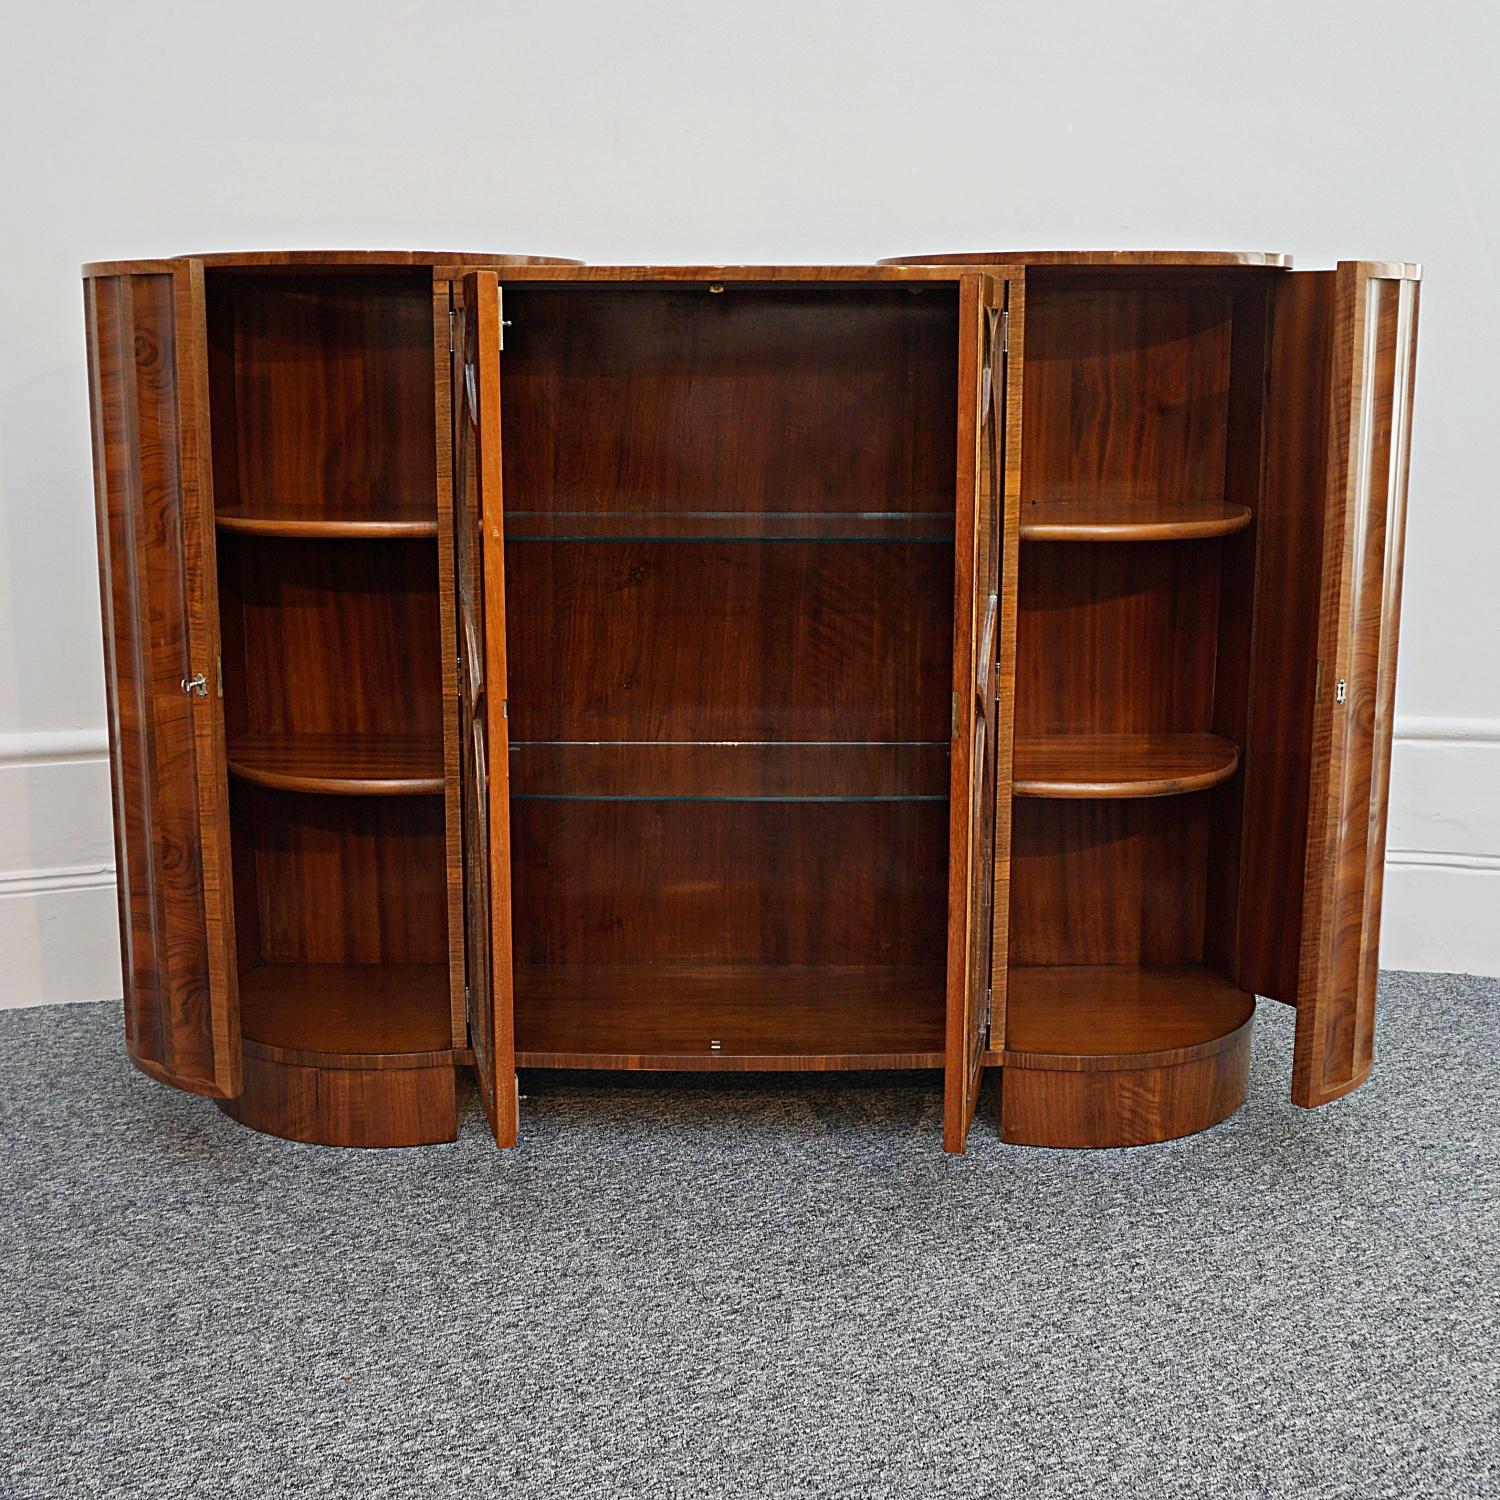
[[1015, 540, 1222, 736], [231, 786, 447, 966], [1224, 272, 1336, 1001], [1009, 797, 1209, 967], [514, 963, 944, 1070], [506, 540, 954, 743], [499, 286, 959, 515], [204, 271, 436, 515], [1019, 279, 1234, 509], [508, 740, 948, 800], [219, 1049, 457, 1147], [84, 269, 240, 1098], [1014, 733, 1239, 799], [512, 800, 948, 968], [217, 536, 442, 740], [226, 733, 442, 795], [1295, 268, 1420, 1106]]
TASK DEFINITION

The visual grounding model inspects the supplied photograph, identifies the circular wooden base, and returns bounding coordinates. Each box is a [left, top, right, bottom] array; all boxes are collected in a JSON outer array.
[[999, 970, 1255, 1148], [217, 1044, 458, 1148]]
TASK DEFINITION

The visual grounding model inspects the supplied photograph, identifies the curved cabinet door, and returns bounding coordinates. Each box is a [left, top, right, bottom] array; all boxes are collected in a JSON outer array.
[[944, 274, 1018, 1152], [84, 264, 240, 1097], [1293, 263, 1421, 1107], [454, 270, 518, 1145]]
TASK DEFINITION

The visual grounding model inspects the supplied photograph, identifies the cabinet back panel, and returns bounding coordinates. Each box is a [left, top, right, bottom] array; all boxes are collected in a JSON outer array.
[[506, 540, 952, 743], [230, 786, 447, 966], [217, 537, 442, 741], [1020, 275, 1233, 510], [499, 286, 958, 513], [1015, 540, 1222, 736], [205, 272, 435, 512], [1009, 797, 1209, 967], [511, 800, 948, 968]]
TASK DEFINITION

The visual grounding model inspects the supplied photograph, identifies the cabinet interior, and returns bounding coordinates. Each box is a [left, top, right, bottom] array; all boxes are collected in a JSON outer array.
[[1007, 269, 1272, 1056], [206, 270, 451, 1056], [499, 284, 960, 1067]]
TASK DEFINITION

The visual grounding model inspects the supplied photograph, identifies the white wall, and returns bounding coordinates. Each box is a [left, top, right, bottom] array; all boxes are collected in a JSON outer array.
[[1, 0, 1496, 1005]]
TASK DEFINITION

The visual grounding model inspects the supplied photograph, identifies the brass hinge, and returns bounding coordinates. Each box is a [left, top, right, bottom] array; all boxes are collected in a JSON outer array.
[[448, 308, 455, 353], [951, 691, 960, 738]]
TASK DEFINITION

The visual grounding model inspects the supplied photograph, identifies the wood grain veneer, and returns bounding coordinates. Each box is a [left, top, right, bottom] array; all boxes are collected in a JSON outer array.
[[226, 733, 443, 795], [1019, 499, 1251, 542]]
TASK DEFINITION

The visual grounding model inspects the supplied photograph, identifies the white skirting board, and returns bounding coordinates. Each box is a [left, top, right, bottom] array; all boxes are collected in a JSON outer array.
[[0, 720, 1496, 1008]]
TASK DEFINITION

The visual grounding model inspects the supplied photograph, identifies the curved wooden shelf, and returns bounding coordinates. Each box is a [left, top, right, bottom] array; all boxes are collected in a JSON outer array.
[[999, 965, 1255, 1147], [1014, 733, 1239, 799], [1019, 500, 1252, 542], [216, 502, 438, 538], [227, 733, 444, 796]]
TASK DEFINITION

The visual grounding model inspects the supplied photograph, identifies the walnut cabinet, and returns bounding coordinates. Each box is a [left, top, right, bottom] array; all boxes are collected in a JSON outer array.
[[82, 249, 1420, 1152]]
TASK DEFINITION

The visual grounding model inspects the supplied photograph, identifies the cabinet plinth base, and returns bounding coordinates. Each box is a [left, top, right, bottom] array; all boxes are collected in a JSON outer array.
[[218, 1047, 458, 1148], [999, 1019, 1253, 1148]]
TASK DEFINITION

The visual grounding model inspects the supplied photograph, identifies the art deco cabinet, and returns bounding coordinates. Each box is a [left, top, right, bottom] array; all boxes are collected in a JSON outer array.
[[83, 248, 1419, 1153]]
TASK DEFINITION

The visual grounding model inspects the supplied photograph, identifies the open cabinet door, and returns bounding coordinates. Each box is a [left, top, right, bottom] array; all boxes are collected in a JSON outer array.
[[84, 263, 240, 1098], [1293, 263, 1421, 1107], [944, 274, 1017, 1152], [454, 271, 519, 1145]]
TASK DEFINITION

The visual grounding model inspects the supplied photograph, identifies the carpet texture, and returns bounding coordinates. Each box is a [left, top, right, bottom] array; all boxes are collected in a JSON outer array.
[[1, 972, 1496, 1499]]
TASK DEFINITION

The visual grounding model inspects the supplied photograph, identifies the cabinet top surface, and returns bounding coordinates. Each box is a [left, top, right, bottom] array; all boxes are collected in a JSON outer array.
[[81, 249, 585, 276], [880, 249, 1294, 268]]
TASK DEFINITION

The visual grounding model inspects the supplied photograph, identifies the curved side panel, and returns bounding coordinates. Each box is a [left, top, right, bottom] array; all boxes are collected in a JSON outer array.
[[84, 266, 240, 1097], [1293, 265, 1421, 1107]]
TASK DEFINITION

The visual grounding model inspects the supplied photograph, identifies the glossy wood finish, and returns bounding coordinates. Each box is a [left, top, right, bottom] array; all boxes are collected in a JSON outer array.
[[999, 965, 1254, 1146], [1014, 734, 1239, 799], [86, 251, 583, 277], [515, 965, 944, 1070], [84, 267, 240, 1098], [219, 1049, 457, 1147], [457, 271, 519, 1145], [1020, 499, 1251, 542], [1294, 265, 1420, 1107], [882, 250, 1291, 269], [226, 733, 442, 795]]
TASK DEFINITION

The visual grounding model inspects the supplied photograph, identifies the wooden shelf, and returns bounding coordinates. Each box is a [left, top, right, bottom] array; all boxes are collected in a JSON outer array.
[[1019, 500, 1251, 542], [515, 964, 945, 1070], [216, 501, 438, 538], [238, 962, 452, 1063], [1002, 964, 1255, 1070], [227, 733, 443, 795], [1013, 733, 1239, 799]]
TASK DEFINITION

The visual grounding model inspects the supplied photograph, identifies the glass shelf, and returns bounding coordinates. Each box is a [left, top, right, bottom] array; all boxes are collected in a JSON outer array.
[[509, 740, 950, 802], [503, 511, 955, 543]]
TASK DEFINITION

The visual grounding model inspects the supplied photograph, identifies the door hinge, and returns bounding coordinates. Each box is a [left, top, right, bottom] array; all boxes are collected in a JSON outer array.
[[181, 672, 208, 698], [1001, 309, 1009, 354], [951, 691, 960, 738], [1335, 678, 1348, 704], [499, 287, 511, 351], [448, 308, 455, 353]]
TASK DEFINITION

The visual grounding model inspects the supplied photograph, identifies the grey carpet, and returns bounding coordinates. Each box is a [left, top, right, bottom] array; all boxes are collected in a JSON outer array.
[[0, 973, 1496, 1500]]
